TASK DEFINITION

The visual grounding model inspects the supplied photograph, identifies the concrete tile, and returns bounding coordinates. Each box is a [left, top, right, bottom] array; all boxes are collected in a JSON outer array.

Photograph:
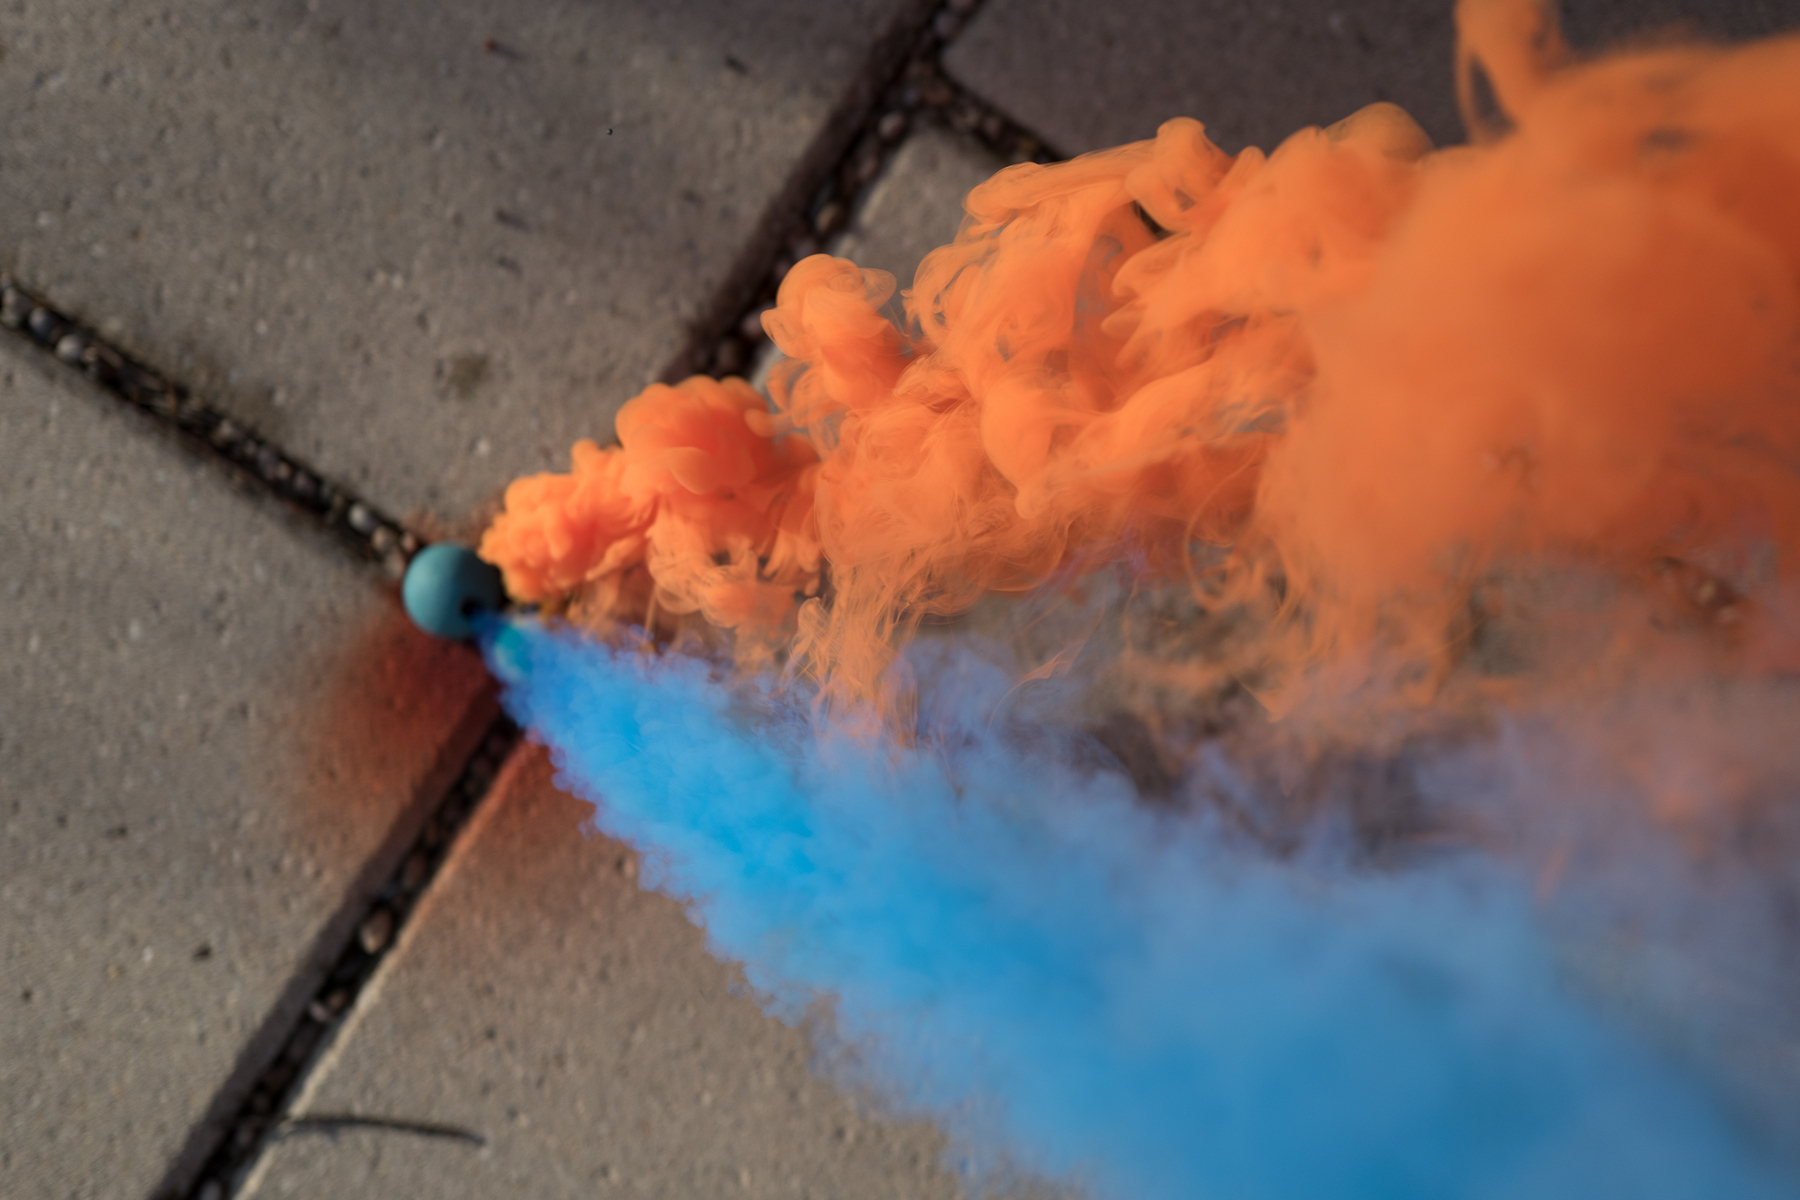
[[0, 344, 492, 1199], [0, 0, 921, 529], [944, 0, 1800, 157], [832, 125, 1004, 299], [239, 748, 1037, 1200]]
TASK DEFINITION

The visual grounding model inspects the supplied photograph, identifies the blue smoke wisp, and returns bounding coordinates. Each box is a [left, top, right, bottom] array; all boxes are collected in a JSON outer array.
[[485, 617, 1785, 1200]]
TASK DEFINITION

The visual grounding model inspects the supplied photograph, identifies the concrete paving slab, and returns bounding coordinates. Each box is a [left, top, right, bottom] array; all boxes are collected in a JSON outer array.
[[944, 0, 1800, 157], [239, 747, 1051, 1200], [0, 0, 922, 530], [0, 342, 492, 1200], [832, 124, 1004, 299]]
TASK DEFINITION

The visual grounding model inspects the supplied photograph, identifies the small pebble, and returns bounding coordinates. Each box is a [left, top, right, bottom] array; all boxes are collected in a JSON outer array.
[[307, 987, 350, 1022], [813, 201, 846, 235], [347, 502, 377, 534], [26, 307, 61, 342], [876, 111, 907, 141], [358, 907, 395, 954], [288, 471, 319, 502], [0, 287, 28, 328], [55, 333, 86, 363], [84, 342, 122, 377]]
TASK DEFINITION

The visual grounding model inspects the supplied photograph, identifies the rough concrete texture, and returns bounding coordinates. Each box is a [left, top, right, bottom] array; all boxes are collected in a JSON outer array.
[[0, 342, 495, 1198], [831, 125, 1004, 297], [239, 748, 1046, 1200], [945, 0, 1800, 157], [0, 0, 919, 529]]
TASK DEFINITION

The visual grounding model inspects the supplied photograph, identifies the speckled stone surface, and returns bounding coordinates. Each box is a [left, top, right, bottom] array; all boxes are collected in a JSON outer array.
[[0, 341, 492, 1199], [0, 0, 921, 529], [237, 748, 1040, 1200], [945, 0, 1800, 156]]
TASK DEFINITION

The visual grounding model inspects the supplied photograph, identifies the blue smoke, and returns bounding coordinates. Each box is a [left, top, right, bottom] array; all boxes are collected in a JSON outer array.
[[485, 617, 1788, 1200]]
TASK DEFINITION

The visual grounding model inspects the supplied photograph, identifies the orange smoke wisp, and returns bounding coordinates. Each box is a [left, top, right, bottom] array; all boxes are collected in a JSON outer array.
[[479, 374, 821, 639], [481, 0, 1800, 709], [765, 99, 1436, 703]]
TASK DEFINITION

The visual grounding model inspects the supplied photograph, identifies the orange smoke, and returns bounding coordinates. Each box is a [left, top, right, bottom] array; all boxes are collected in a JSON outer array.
[[482, 0, 1800, 709], [481, 374, 822, 639]]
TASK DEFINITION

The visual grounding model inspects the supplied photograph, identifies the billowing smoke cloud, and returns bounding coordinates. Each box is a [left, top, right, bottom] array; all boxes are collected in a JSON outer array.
[[486, 617, 1792, 1199], [471, 0, 1800, 1192], [481, 0, 1800, 718]]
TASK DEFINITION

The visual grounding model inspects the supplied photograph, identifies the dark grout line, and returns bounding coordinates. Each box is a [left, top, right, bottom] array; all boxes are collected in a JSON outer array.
[[0, 277, 421, 580], [160, 717, 523, 1200], [663, 0, 1063, 384]]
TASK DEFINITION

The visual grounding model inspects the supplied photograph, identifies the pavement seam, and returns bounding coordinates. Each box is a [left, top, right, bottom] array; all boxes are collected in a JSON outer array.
[[232, 744, 547, 1197], [162, 718, 523, 1200], [0, 277, 422, 581], [664, 0, 1062, 384]]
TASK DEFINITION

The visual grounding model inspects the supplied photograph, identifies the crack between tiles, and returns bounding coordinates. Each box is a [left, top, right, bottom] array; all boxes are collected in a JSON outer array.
[[665, 0, 1063, 383], [0, 277, 422, 580], [153, 718, 522, 1200]]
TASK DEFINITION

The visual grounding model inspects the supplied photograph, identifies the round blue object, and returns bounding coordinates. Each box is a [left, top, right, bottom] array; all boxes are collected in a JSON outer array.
[[402, 542, 505, 640]]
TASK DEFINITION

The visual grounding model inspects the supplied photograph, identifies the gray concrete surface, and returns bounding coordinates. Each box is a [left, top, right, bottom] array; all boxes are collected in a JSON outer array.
[[237, 747, 1013, 1200], [832, 124, 1003, 300], [0, 0, 919, 530], [945, 0, 1465, 155], [945, 0, 1800, 157], [0, 341, 493, 1199]]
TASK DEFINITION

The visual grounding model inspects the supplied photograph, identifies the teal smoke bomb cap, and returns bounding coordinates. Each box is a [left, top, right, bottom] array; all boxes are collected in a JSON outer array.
[[402, 542, 505, 640]]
